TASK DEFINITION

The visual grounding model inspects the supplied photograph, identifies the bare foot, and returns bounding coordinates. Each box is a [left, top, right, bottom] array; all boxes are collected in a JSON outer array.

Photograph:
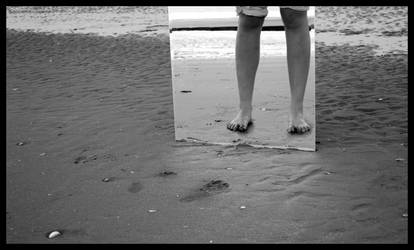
[[227, 109, 252, 132], [287, 113, 310, 134]]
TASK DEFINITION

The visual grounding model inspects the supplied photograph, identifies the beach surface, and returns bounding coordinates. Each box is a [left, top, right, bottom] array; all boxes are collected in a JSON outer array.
[[6, 6, 407, 243]]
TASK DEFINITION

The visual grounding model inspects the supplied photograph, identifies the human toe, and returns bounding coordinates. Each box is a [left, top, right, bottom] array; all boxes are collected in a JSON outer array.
[[238, 124, 247, 132]]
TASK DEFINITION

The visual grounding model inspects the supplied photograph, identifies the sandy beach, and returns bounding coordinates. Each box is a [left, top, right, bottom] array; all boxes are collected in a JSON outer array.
[[6, 6, 407, 243]]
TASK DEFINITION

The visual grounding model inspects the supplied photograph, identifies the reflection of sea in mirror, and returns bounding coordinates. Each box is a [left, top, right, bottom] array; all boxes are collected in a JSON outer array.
[[171, 31, 315, 60], [169, 6, 316, 151], [169, 6, 315, 60]]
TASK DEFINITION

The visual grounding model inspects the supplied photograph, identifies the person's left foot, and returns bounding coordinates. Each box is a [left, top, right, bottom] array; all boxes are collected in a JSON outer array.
[[287, 113, 310, 134]]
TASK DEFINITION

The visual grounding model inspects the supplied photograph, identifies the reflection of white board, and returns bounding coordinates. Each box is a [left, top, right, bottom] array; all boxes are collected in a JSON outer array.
[[171, 57, 315, 152]]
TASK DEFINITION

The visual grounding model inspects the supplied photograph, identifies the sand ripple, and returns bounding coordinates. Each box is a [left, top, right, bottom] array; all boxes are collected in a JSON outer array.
[[6, 7, 407, 242], [316, 42, 407, 147]]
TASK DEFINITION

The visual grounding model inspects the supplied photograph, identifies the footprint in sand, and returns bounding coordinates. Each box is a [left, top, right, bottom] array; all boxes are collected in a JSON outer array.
[[128, 182, 143, 193], [156, 171, 177, 177], [180, 180, 230, 202], [73, 155, 97, 164], [73, 153, 117, 165], [102, 153, 117, 162]]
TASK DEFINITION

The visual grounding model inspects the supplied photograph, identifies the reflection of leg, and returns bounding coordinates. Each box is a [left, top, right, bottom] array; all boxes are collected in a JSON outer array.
[[281, 8, 311, 134], [227, 13, 264, 132]]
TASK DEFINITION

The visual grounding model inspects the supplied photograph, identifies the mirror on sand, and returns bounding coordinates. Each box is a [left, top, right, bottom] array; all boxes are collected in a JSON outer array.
[[169, 6, 315, 151]]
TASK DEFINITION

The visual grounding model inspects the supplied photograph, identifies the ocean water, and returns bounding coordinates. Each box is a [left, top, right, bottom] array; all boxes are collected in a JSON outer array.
[[6, 6, 169, 36], [170, 30, 315, 60]]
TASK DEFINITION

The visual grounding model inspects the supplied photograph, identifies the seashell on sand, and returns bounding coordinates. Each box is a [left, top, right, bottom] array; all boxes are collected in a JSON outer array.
[[47, 230, 62, 239]]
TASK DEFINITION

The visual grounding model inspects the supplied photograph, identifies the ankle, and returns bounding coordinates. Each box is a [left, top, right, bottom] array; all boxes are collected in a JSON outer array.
[[290, 102, 303, 115], [239, 104, 252, 113]]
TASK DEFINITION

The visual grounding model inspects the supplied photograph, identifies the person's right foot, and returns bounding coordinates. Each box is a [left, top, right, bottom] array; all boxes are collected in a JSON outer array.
[[227, 109, 252, 132]]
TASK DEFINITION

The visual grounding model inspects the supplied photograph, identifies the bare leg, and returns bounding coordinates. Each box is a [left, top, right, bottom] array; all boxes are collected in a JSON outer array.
[[227, 13, 265, 132], [281, 8, 311, 134]]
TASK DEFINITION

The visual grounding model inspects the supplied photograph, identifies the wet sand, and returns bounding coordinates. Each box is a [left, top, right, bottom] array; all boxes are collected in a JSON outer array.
[[6, 23, 407, 244]]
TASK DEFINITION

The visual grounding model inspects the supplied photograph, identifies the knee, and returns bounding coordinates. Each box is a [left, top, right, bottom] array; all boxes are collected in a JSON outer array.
[[281, 9, 308, 30], [238, 14, 265, 31]]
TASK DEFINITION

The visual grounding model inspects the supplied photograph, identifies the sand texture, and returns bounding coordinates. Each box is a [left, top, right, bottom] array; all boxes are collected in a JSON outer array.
[[6, 6, 407, 243]]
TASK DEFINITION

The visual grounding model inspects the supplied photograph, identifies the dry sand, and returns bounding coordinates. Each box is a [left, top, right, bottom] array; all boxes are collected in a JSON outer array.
[[6, 13, 407, 244]]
